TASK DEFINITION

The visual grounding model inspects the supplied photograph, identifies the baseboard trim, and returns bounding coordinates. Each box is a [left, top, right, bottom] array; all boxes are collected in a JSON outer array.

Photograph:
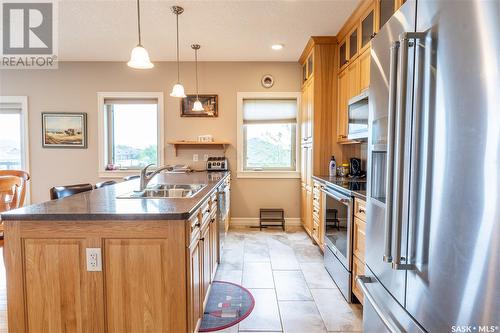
[[230, 217, 302, 227]]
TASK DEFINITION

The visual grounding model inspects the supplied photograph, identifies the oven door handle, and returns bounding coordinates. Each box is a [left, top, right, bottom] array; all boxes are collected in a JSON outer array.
[[321, 188, 351, 205]]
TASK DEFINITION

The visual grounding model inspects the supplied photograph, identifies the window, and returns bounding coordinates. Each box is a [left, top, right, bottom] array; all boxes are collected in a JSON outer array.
[[0, 97, 29, 172], [98, 93, 164, 177], [237, 92, 300, 178]]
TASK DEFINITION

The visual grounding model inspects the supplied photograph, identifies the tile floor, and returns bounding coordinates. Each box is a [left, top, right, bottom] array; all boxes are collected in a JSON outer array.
[[214, 227, 363, 333]]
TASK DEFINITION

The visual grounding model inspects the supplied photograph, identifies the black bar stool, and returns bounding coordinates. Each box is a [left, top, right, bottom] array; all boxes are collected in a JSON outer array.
[[49, 183, 93, 200], [95, 180, 117, 189]]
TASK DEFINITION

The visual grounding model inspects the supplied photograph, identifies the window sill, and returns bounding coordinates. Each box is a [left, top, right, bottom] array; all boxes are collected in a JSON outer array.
[[237, 171, 300, 179], [99, 170, 141, 179]]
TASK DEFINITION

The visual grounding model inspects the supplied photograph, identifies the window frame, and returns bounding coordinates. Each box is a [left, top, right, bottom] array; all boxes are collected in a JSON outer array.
[[97, 92, 164, 178], [236, 92, 301, 179], [0, 96, 30, 203]]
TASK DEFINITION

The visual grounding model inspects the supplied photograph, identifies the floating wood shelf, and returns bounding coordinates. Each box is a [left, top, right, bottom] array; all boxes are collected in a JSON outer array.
[[167, 141, 231, 156]]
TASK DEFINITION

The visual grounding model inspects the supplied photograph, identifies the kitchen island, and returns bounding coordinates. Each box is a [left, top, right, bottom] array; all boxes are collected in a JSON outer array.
[[1, 171, 230, 333]]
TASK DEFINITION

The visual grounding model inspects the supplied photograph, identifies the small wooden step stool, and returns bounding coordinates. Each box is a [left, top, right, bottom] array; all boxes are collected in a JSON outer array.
[[259, 208, 285, 231]]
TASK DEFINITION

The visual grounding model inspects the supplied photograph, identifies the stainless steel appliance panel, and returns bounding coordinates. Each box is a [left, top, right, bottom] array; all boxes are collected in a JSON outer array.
[[325, 245, 352, 303], [366, 0, 416, 308], [357, 267, 425, 333], [404, 0, 500, 331]]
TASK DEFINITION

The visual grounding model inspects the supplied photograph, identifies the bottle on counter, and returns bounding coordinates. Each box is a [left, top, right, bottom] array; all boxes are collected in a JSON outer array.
[[329, 156, 336, 176]]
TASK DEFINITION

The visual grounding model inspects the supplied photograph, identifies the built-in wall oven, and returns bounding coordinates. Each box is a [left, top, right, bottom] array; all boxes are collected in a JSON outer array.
[[322, 185, 354, 302]]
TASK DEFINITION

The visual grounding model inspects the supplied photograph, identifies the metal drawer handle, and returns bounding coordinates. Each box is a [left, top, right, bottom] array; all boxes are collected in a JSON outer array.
[[356, 276, 404, 333], [195, 222, 201, 228], [358, 208, 366, 214]]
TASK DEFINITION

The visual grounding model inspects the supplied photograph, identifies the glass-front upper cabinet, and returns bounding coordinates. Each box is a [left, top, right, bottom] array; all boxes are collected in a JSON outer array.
[[302, 63, 307, 83], [378, 0, 396, 30], [339, 39, 348, 70], [360, 5, 375, 51], [307, 54, 314, 78], [348, 27, 358, 59]]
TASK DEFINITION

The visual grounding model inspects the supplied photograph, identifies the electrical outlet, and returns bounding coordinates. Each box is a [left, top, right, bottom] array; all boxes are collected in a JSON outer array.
[[86, 248, 102, 272], [203, 154, 209, 161], [193, 154, 199, 162]]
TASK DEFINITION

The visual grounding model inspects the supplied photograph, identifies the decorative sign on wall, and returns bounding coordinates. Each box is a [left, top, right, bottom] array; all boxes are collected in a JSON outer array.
[[181, 94, 218, 117], [42, 112, 88, 148]]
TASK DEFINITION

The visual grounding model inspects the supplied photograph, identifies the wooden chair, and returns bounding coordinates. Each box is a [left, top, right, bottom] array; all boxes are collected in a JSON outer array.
[[0, 170, 30, 207], [0, 176, 24, 240], [49, 183, 93, 200]]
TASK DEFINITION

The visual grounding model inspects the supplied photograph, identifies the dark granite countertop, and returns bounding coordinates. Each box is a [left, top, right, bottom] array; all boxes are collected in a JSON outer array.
[[312, 175, 366, 200], [1, 171, 230, 221]]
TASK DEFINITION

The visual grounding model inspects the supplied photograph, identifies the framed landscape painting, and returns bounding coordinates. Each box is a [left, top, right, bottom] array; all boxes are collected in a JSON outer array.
[[181, 94, 218, 117], [42, 112, 87, 148]]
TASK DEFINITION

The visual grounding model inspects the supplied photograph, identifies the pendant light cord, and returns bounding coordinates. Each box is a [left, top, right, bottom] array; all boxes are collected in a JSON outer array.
[[195, 48, 199, 99], [176, 12, 180, 82], [136, 0, 142, 45]]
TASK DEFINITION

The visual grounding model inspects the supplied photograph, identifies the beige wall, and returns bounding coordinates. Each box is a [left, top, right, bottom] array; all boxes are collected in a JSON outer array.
[[0, 61, 301, 218]]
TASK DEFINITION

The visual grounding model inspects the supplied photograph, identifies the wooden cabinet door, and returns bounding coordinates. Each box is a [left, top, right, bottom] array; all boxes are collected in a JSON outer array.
[[307, 80, 314, 141], [348, 58, 360, 100], [305, 189, 313, 234], [301, 185, 307, 227], [23, 239, 102, 333], [348, 26, 359, 61], [301, 144, 312, 189], [352, 255, 365, 304], [339, 38, 348, 71], [210, 215, 218, 278], [104, 238, 186, 333], [201, 224, 211, 304], [300, 87, 308, 143], [337, 69, 349, 142], [353, 217, 366, 262], [360, 4, 376, 53], [188, 238, 202, 333], [359, 49, 371, 91]]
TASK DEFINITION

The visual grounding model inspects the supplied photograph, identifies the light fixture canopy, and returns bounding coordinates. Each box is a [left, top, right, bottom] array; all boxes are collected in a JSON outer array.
[[128, 0, 154, 69], [271, 44, 284, 50], [170, 6, 186, 97], [191, 44, 204, 111]]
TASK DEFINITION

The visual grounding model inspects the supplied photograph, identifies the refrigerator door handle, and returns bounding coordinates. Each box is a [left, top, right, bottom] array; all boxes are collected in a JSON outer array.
[[356, 275, 405, 333], [383, 40, 400, 263], [392, 32, 426, 271]]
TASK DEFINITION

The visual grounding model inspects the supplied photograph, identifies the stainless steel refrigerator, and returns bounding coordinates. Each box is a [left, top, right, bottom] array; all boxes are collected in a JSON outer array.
[[360, 0, 500, 332]]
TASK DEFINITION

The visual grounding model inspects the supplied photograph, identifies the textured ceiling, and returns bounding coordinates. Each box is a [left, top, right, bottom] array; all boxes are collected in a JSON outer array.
[[56, 0, 360, 61]]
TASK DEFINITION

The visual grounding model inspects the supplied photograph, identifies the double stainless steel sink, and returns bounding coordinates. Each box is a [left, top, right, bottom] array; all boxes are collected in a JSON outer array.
[[117, 184, 207, 199]]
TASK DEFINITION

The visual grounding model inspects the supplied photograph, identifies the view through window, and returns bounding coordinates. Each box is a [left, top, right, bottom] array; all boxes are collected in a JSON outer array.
[[243, 99, 297, 171], [104, 100, 158, 169], [0, 104, 24, 170]]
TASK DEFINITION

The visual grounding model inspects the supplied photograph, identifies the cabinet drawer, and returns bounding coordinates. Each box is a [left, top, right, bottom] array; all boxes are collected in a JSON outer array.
[[354, 198, 367, 221], [353, 217, 366, 262], [352, 255, 365, 304], [200, 200, 212, 224]]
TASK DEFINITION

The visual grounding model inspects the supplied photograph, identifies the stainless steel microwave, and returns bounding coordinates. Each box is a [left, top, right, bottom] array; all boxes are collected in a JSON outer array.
[[347, 90, 369, 140]]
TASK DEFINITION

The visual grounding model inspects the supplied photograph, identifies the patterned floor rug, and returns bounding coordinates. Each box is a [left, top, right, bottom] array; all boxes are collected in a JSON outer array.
[[199, 281, 255, 332]]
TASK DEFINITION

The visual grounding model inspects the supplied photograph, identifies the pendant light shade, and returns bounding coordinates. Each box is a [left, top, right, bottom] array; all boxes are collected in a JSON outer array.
[[128, 0, 154, 69], [191, 44, 204, 111], [170, 6, 186, 97], [128, 45, 154, 69]]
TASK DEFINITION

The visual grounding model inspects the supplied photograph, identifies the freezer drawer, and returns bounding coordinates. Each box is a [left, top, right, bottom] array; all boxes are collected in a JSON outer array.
[[357, 266, 425, 333]]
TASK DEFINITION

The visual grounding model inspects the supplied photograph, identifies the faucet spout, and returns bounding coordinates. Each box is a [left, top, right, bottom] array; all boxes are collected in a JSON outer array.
[[139, 164, 173, 191]]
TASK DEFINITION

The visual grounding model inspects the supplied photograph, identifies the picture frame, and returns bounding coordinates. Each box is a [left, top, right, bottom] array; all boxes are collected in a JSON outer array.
[[180, 94, 218, 117], [42, 112, 88, 148]]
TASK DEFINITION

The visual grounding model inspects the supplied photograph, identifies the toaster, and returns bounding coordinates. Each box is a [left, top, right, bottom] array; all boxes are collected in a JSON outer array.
[[206, 157, 228, 171]]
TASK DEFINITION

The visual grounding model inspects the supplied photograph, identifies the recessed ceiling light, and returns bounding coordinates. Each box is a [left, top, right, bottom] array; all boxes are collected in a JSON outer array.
[[271, 44, 284, 50]]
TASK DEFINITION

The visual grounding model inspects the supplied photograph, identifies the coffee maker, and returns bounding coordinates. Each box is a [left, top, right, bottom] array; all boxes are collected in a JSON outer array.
[[348, 158, 365, 178]]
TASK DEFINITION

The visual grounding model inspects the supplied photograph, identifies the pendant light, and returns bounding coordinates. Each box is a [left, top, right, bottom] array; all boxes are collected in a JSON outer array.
[[127, 0, 154, 69], [170, 6, 186, 97], [191, 44, 204, 111]]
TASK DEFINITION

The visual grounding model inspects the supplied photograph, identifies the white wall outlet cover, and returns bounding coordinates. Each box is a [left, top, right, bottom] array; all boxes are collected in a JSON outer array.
[[193, 154, 199, 162], [86, 248, 102, 272]]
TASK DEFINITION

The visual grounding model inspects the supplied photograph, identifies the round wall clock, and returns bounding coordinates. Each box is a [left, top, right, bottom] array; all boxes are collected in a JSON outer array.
[[261, 74, 274, 88]]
